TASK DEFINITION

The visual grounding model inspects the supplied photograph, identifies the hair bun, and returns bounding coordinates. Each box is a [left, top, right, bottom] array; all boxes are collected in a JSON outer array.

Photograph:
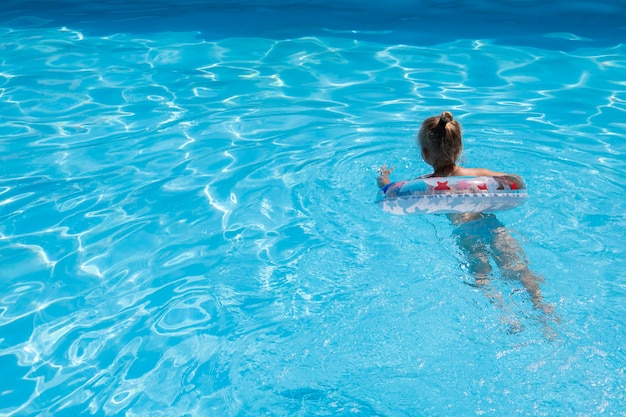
[[439, 111, 454, 125]]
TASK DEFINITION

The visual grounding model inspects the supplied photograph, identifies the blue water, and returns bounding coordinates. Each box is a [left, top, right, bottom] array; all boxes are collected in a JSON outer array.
[[1, 1, 625, 416]]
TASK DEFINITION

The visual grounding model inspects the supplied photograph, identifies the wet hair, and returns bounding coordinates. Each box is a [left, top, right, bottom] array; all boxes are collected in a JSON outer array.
[[418, 111, 463, 169]]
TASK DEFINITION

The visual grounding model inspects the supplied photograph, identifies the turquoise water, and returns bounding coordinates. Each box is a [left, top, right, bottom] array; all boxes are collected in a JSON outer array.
[[1, 1, 626, 416]]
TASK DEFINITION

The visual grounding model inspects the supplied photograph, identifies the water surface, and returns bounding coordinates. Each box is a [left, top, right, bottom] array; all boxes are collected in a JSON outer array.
[[1, 1, 626, 416]]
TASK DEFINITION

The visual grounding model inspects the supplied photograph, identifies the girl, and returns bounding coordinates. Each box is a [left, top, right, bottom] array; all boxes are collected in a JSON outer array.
[[378, 111, 553, 317]]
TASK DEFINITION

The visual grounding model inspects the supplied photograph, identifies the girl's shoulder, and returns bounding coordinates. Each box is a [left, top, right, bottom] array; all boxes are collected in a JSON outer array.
[[456, 167, 505, 177]]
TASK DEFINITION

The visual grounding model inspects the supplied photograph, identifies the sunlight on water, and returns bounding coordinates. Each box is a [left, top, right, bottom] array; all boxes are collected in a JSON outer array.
[[0, 16, 625, 417]]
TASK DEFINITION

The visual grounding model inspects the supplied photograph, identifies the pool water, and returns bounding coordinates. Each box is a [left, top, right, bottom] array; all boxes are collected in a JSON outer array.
[[1, 1, 625, 416]]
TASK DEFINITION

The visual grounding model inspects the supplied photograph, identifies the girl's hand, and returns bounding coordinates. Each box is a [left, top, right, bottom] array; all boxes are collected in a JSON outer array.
[[377, 165, 394, 188]]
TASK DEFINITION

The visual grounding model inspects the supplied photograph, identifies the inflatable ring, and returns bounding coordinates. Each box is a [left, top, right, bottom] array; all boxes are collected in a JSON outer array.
[[376, 175, 528, 215]]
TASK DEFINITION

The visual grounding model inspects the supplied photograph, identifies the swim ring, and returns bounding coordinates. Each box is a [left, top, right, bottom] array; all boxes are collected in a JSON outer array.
[[376, 175, 528, 215]]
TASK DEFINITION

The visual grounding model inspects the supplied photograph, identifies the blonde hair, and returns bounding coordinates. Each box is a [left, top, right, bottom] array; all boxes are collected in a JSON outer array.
[[418, 111, 462, 169]]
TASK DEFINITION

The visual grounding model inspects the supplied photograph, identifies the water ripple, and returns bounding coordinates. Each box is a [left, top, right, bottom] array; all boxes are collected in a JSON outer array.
[[0, 24, 625, 416]]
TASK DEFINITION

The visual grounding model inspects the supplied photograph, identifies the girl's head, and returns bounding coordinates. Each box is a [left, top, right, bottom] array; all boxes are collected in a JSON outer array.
[[417, 111, 462, 169]]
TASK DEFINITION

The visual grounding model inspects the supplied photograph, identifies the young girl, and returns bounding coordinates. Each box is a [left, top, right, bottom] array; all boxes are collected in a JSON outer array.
[[378, 111, 553, 317]]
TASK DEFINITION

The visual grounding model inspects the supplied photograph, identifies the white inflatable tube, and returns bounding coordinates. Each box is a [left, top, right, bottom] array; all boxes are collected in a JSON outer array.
[[376, 175, 528, 215]]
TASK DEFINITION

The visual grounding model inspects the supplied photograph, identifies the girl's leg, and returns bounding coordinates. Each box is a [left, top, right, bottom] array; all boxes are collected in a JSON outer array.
[[489, 225, 553, 314]]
